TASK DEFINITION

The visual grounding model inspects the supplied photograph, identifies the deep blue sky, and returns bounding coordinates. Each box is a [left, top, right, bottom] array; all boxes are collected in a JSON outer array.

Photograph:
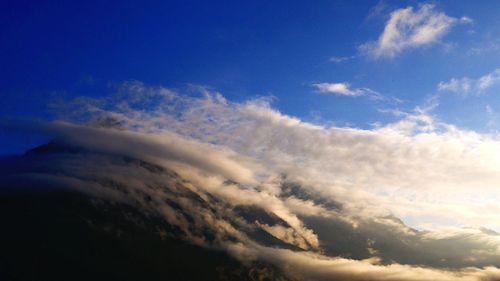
[[2, 0, 500, 154]]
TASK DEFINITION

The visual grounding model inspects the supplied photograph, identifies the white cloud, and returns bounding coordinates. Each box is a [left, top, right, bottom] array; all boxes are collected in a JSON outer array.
[[313, 82, 383, 100], [314, 82, 360, 96], [361, 4, 469, 58], [438, 69, 500, 95]]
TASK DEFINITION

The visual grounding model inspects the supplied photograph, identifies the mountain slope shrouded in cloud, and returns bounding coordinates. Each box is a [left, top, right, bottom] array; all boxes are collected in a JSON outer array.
[[3, 83, 500, 280], [0, 183, 293, 281]]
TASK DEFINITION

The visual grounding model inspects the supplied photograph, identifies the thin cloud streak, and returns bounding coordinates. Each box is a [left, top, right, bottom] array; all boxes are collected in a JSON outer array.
[[313, 82, 383, 100], [329, 55, 356, 63]]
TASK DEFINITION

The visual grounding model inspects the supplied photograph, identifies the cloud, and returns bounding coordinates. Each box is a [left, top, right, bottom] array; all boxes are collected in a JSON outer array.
[[329, 55, 356, 63], [5, 126, 500, 281], [5, 81, 500, 280], [361, 4, 468, 58], [313, 82, 361, 96], [313, 82, 383, 99], [438, 69, 500, 95], [39, 82, 500, 232], [460, 16, 473, 24], [467, 42, 500, 56], [42, 82, 500, 232], [236, 244, 500, 281], [437, 77, 473, 93], [366, 0, 388, 21]]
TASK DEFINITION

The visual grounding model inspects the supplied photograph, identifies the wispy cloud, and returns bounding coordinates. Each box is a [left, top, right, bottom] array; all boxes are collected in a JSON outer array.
[[329, 55, 356, 63], [361, 4, 470, 58], [460, 16, 473, 24], [313, 82, 383, 100], [467, 42, 500, 56], [438, 69, 500, 95]]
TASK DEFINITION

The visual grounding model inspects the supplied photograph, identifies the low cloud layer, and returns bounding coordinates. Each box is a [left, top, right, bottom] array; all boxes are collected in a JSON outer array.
[[3, 81, 500, 280], [46, 81, 500, 231]]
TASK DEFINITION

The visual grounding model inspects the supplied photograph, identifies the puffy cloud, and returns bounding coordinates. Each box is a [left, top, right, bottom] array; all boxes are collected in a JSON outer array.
[[313, 82, 383, 99], [438, 69, 500, 95], [361, 4, 468, 58]]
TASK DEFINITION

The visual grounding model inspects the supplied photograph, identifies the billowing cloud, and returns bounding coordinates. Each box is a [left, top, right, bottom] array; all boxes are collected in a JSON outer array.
[[438, 69, 500, 95], [40, 81, 500, 231], [361, 4, 468, 58], [4, 81, 500, 280], [313, 82, 382, 99]]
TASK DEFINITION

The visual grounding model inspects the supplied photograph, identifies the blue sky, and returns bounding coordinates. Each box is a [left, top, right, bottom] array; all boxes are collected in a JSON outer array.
[[2, 0, 500, 154]]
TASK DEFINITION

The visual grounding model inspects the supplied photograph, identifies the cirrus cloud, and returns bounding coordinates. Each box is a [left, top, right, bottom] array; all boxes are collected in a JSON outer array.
[[438, 69, 500, 95], [361, 4, 470, 58]]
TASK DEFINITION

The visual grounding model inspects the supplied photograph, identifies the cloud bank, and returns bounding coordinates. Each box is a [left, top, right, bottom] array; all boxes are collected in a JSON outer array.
[[4, 81, 500, 280], [47, 81, 500, 232]]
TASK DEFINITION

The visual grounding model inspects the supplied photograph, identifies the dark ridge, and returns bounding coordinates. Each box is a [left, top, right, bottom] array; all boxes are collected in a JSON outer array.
[[24, 140, 168, 176], [234, 205, 288, 226], [24, 140, 84, 155], [280, 181, 343, 211], [0, 189, 295, 281]]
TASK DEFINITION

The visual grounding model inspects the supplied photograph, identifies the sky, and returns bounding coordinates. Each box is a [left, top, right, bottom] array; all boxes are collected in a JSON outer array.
[[2, 0, 500, 154], [5, 2, 500, 279]]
